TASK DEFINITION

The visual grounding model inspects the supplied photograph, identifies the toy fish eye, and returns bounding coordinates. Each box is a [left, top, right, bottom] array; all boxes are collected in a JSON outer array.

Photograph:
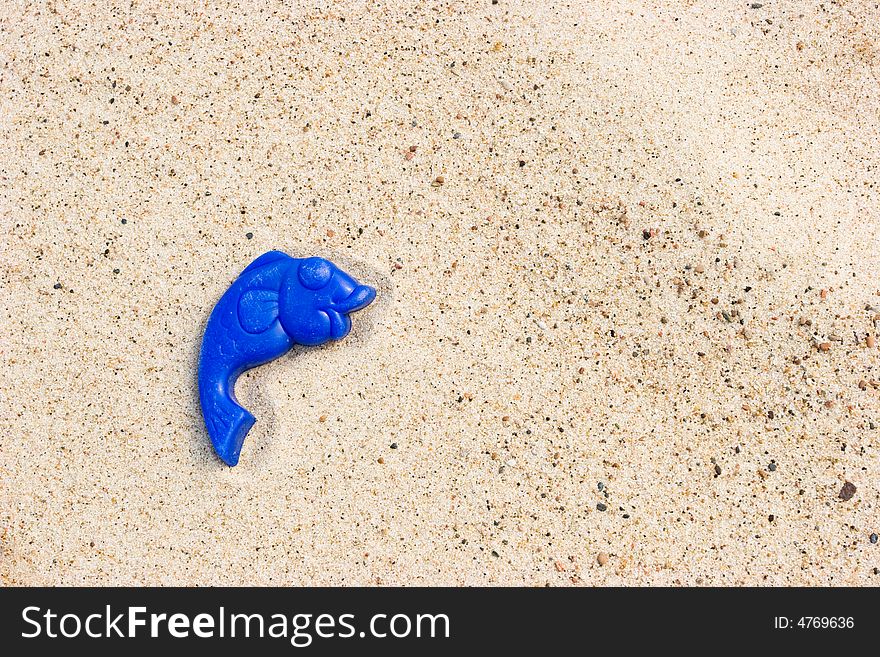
[[298, 257, 333, 290]]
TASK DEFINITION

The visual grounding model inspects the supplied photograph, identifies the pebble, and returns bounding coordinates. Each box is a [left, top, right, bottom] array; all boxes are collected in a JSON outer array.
[[839, 481, 857, 501], [818, 342, 831, 352], [768, 462, 777, 472], [596, 503, 607, 512], [694, 263, 705, 274], [867, 335, 876, 348], [870, 533, 878, 544], [390, 442, 398, 449], [245, 232, 253, 240], [597, 552, 609, 566]]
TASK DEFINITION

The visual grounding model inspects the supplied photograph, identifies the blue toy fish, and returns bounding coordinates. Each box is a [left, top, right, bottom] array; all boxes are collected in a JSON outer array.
[[198, 251, 376, 466]]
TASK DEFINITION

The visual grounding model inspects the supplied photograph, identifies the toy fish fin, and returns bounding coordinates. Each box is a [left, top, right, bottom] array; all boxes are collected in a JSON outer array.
[[240, 250, 289, 275], [238, 289, 280, 334]]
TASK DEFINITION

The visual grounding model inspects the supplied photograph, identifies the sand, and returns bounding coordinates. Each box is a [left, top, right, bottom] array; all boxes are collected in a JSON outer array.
[[1, 1, 879, 586]]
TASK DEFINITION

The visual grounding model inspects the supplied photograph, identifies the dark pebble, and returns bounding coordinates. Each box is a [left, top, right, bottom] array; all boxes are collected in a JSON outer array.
[[390, 442, 398, 449], [245, 232, 253, 240], [768, 462, 777, 472], [839, 481, 857, 501], [870, 533, 878, 544], [491, 550, 499, 557], [53, 283, 62, 289], [121, 218, 127, 224], [596, 503, 607, 512], [597, 482, 604, 491], [750, 2, 763, 7], [714, 464, 722, 476], [112, 268, 120, 274]]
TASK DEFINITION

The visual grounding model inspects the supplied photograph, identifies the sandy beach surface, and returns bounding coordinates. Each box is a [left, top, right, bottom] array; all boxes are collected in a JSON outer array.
[[2, 1, 879, 585]]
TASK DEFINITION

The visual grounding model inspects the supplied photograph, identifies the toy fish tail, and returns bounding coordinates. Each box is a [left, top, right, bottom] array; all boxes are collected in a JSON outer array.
[[204, 395, 254, 466], [198, 362, 255, 467]]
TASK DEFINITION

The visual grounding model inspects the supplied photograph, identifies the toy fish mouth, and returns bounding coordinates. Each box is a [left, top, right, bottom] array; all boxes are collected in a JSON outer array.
[[325, 308, 352, 340], [323, 285, 375, 340], [329, 285, 376, 314]]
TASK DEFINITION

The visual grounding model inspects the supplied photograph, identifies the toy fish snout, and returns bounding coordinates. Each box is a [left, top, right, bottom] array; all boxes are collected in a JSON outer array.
[[330, 284, 376, 314]]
